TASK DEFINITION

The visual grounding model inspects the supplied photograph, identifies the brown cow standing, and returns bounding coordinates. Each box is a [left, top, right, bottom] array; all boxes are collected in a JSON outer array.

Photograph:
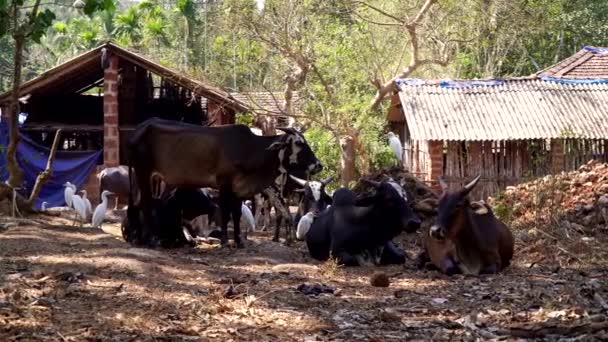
[[418, 175, 514, 275]]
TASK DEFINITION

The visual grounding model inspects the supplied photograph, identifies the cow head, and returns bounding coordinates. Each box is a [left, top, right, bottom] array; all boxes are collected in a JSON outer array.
[[362, 179, 421, 233], [430, 175, 481, 240], [290, 174, 334, 215], [268, 128, 322, 175]]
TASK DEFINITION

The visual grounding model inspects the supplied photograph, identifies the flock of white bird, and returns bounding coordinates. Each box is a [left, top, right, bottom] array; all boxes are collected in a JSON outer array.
[[57, 181, 113, 229]]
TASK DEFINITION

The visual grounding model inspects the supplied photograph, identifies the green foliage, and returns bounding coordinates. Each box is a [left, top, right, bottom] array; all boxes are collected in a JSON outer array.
[[235, 112, 254, 126], [304, 127, 340, 187], [4, 0, 608, 178]]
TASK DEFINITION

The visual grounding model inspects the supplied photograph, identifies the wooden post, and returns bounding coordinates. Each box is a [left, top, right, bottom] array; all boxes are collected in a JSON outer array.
[[103, 54, 120, 167], [428, 140, 444, 192], [551, 139, 564, 174]]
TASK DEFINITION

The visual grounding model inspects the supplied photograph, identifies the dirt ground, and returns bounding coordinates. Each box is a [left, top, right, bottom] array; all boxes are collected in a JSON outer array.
[[1, 210, 608, 341]]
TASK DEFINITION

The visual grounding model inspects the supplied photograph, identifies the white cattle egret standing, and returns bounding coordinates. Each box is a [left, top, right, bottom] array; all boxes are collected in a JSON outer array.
[[41, 202, 48, 211], [296, 212, 315, 241], [63, 182, 76, 208], [81, 190, 92, 218], [71, 193, 87, 227], [241, 203, 255, 233], [387, 132, 403, 164], [92, 191, 113, 229]]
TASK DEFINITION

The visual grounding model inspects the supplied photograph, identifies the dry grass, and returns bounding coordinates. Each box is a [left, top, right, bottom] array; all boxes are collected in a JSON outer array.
[[0, 209, 607, 340]]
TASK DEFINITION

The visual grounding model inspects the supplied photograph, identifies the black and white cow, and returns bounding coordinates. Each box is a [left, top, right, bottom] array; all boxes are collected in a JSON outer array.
[[303, 179, 421, 266]]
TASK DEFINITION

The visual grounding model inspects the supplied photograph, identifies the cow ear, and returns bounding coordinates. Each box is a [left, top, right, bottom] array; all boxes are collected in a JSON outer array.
[[267, 141, 287, 151]]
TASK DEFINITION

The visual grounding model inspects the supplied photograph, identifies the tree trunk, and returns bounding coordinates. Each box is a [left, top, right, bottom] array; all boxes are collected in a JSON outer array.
[[340, 135, 357, 186], [26, 129, 62, 206], [6, 34, 25, 189]]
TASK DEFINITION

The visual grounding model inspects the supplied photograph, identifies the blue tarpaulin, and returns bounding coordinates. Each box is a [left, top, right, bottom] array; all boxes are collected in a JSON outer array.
[[540, 76, 608, 84], [0, 121, 102, 209], [396, 78, 506, 88], [395, 78, 428, 87], [438, 79, 505, 88], [584, 46, 608, 54]]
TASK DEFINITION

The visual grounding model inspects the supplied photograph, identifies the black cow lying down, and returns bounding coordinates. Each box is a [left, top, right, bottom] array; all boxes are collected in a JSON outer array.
[[303, 179, 421, 266], [125, 118, 322, 248]]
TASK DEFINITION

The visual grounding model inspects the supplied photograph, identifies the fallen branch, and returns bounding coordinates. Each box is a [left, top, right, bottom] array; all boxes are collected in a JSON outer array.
[[27, 129, 62, 206], [498, 321, 608, 338]]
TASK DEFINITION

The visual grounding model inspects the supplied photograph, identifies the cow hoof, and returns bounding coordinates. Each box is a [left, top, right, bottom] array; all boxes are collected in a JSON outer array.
[[235, 241, 245, 249]]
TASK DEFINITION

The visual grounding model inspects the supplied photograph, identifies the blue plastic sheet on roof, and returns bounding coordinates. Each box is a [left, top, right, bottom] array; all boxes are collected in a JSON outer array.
[[540, 76, 608, 84], [438, 79, 505, 88], [0, 121, 102, 210], [395, 78, 427, 87], [583, 46, 608, 54], [396, 77, 505, 89]]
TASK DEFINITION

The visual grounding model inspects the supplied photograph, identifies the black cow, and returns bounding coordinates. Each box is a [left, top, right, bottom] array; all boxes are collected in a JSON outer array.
[[126, 118, 321, 248], [305, 179, 421, 266]]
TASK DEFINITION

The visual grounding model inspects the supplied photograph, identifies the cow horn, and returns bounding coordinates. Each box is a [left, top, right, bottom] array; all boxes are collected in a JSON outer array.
[[438, 176, 449, 193], [463, 175, 481, 193], [362, 178, 381, 188], [289, 174, 308, 186], [321, 175, 334, 185]]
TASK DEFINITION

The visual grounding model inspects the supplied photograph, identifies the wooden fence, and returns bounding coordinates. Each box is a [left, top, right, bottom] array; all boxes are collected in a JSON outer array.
[[408, 139, 608, 200]]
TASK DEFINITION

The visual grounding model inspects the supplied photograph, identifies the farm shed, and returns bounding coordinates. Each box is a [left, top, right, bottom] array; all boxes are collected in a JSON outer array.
[[387, 46, 608, 199], [0, 42, 247, 206], [231, 91, 302, 134]]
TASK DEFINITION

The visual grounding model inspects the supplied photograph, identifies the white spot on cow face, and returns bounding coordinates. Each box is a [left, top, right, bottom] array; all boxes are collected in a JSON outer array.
[[388, 179, 408, 201], [309, 181, 322, 201], [277, 149, 287, 173], [289, 142, 301, 164], [287, 134, 304, 165]]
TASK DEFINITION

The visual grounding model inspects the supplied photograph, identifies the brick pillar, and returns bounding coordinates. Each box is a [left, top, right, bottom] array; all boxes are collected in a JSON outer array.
[[208, 100, 226, 126], [103, 55, 119, 166], [551, 139, 564, 174], [428, 140, 444, 192]]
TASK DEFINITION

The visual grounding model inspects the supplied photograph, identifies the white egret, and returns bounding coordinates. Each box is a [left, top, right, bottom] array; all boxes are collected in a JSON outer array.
[[63, 182, 76, 208], [92, 191, 113, 229], [41, 202, 48, 211], [241, 202, 256, 233], [386, 132, 403, 164], [80, 190, 93, 218], [296, 212, 315, 241], [71, 193, 87, 227]]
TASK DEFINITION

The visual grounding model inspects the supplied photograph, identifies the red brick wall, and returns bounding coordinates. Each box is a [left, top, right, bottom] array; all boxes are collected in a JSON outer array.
[[103, 55, 120, 166], [208, 100, 235, 125]]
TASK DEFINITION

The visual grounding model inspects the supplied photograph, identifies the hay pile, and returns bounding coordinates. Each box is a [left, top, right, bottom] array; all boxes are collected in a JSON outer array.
[[488, 160, 608, 235]]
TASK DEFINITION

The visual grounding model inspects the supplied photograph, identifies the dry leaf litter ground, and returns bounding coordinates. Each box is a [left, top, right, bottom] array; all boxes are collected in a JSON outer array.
[[1, 163, 608, 341]]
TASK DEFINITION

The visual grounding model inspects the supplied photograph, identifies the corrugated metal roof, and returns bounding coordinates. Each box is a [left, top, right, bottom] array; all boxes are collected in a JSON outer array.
[[398, 79, 608, 141]]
